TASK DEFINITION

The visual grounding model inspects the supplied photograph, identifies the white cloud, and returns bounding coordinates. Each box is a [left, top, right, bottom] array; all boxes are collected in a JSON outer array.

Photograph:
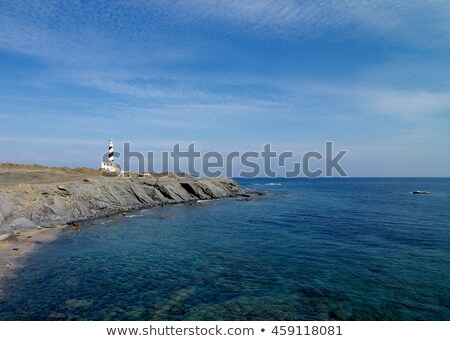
[[362, 89, 450, 119]]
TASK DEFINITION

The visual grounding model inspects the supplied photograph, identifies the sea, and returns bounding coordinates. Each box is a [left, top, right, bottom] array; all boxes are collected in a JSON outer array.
[[0, 178, 449, 320]]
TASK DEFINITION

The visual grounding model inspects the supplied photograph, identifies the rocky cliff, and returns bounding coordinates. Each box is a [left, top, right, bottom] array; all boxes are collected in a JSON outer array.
[[0, 171, 246, 234]]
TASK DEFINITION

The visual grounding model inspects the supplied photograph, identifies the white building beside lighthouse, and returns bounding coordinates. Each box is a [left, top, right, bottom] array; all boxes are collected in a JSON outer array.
[[101, 138, 118, 172]]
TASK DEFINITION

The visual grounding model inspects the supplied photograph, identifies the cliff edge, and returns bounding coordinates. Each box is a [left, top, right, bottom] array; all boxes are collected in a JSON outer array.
[[0, 164, 246, 233]]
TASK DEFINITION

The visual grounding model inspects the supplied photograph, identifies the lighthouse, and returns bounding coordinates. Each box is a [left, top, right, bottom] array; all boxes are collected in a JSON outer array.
[[108, 138, 114, 162], [101, 139, 118, 172]]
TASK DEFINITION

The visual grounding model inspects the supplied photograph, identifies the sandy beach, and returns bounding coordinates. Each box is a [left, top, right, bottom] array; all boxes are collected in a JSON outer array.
[[0, 227, 65, 295]]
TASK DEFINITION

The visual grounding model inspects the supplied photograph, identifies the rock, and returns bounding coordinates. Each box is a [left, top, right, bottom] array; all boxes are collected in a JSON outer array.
[[8, 217, 37, 230], [66, 299, 93, 309], [48, 195, 71, 221], [168, 305, 187, 316], [0, 175, 247, 232], [64, 278, 79, 287], [0, 234, 10, 242], [123, 306, 146, 320], [49, 312, 67, 320], [0, 197, 13, 218], [237, 197, 254, 202], [71, 222, 81, 230], [55, 186, 70, 197]]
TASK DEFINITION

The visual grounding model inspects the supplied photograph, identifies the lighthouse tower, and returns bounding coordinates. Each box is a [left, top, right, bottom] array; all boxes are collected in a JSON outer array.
[[101, 139, 118, 172]]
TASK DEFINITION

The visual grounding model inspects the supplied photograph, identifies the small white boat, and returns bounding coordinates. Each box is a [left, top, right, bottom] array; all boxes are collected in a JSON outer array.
[[411, 190, 431, 194]]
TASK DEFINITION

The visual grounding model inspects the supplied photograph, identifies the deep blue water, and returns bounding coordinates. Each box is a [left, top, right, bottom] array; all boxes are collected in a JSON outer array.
[[0, 178, 449, 320]]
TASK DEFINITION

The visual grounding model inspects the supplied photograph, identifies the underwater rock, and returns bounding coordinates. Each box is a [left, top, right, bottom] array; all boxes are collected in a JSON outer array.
[[65, 299, 93, 309]]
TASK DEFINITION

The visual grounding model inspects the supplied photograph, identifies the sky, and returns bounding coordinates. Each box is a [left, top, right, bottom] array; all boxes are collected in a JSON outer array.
[[0, 0, 449, 176]]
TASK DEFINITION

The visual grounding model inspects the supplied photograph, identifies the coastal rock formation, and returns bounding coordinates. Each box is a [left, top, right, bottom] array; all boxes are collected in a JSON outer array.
[[0, 171, 245, 233]]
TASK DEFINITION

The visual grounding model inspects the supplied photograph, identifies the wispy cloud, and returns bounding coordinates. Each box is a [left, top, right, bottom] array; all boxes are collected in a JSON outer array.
[[0, 1, 195, 64], [360, 88, 450, 119], [0, 136, 102, 146], [163, 0, 450, 45], [285, 80, 450, 121], [0, 1, 449, 174], [2, 0, 449, 66]]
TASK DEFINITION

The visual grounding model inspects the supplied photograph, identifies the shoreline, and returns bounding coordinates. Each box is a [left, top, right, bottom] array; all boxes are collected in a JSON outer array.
[[0, 226, 64, 297], [0, 195, 259, 297], [0, 167, 247, 234], [0, 164, 256, 297]]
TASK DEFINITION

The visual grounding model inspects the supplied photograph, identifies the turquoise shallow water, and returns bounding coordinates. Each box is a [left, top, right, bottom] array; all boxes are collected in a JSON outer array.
[[0, 178, 449, 320]]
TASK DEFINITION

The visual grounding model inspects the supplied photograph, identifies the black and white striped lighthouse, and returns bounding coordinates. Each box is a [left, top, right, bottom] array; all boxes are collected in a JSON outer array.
[[108, 138, 114, 162], [101, 138, 118, 172]]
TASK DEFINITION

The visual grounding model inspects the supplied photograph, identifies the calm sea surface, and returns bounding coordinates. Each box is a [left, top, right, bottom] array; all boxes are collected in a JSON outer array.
[[0, 178, 449, 320]]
